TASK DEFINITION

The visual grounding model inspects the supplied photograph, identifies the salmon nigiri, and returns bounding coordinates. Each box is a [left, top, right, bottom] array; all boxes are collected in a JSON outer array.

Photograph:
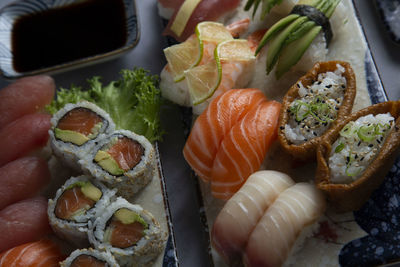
[[211, 100, 281, 199], [183, 89, 266, 182], [0, 239, 65, 267]]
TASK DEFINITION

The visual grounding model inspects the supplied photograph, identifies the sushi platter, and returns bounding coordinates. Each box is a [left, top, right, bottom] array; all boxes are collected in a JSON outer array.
[[0, 0, 399, 267]]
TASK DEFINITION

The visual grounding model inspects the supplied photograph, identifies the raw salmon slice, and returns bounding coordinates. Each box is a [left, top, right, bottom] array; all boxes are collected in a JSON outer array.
[[0, 239, 65, 267], [0, 197, 51, 253], [0, 157, 51, 210], [70, 254, 107, 267], [183, 89, 266, 182], [107, 137, 144, 171], [55, 187, 96, 220], [0, 75, 55, 130], [0, 113, 51, 167], [211, 100, 281, 200], [57, 107, 103, 136], [109, 219, 145, 248]]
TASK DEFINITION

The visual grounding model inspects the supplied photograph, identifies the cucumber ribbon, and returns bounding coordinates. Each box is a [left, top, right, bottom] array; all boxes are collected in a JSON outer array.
[[248, 0, 341, 79]]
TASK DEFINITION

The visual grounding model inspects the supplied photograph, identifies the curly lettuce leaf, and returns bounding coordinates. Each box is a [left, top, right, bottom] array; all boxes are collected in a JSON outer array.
[[46, 68, 164, 142]]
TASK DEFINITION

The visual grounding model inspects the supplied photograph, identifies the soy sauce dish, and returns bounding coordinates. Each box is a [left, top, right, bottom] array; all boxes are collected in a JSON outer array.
[[0, 0, 139, 79]]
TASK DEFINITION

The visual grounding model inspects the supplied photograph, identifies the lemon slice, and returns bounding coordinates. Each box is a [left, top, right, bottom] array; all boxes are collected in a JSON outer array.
[[185, 48, 222, 105], [195, 21, 233, 43], [217, 39, 256, 62], [164, 37, 203, 82]]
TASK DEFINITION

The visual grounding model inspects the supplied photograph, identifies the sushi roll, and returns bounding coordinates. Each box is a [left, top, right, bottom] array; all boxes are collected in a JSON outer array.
[[79, 129, 155, 199], [49, 101, 115, 170], [316, 101, 400, 211], [88, 197, 166, 267], [48, 175, 116, 247], [60, 248, 120, 267], [278, 61, 356, 159]]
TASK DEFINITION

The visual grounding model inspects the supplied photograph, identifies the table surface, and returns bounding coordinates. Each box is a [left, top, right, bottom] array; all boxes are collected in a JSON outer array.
[[0, 1, 399, 266]]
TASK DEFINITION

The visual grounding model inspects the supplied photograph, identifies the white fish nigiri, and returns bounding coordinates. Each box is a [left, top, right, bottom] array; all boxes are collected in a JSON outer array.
[[243, 183, 326, 267], [212, 171, 294, 265]]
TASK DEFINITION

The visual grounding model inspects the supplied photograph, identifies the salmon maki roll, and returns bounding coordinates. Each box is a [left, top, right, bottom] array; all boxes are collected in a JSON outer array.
[[49, 101, 115, 170], [88, 197, 166, 267], [48, 175, 116, 247], [0, 239, 65, 267], [79, 130, 155, 200], [60, 248, 119, 267]]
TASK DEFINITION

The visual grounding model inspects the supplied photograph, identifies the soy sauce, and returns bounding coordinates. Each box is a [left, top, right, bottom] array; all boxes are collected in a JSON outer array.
[[11, 0, 127, 73]]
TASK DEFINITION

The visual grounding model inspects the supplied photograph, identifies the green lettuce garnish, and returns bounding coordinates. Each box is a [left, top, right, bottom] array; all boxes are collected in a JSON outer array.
[[46, 68, 164, 142]]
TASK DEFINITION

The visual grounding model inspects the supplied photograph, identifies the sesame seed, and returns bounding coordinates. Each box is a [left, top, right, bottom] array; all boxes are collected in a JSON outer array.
[[357, 141, 361, 146], [326, 85, 332, 88], [360, 157, 364, 161], [368, 144, 373, 148], [280, 126, 284, 130]]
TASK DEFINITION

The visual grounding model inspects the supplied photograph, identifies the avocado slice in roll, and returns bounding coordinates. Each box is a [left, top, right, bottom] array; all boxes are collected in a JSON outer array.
[[278, 61, 356, 160], [316, 101, 400, 212]]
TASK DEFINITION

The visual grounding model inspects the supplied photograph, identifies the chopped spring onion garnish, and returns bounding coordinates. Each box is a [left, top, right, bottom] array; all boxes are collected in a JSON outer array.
[[334, 142, 344, 153], [345, 154, 362, 177], [339, 122, 391, 142], [290, 99, 336, 123]]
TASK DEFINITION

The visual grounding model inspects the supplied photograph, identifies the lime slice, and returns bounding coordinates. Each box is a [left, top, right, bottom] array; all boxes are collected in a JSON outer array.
[[185, 48, 222, 105], [164, 36, 203, 82], [195, 21, 233, 43], [217, 39, 256, 62], [185, 39, 255, 105]]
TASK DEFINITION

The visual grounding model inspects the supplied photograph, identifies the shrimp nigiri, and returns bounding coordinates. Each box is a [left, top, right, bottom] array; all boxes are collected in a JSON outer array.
[[160, 19, 259, 115]]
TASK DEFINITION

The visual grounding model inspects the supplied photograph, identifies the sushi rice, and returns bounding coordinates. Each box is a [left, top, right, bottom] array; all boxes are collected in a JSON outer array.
[[49, 101, 115, 171], [284, 64, 347, 144], [60, 248, 120, 267], [329, 113, 395, 184], [79, 129, 155, 200], [88, 197, 167, 267], [48, 175, 116, 247]]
